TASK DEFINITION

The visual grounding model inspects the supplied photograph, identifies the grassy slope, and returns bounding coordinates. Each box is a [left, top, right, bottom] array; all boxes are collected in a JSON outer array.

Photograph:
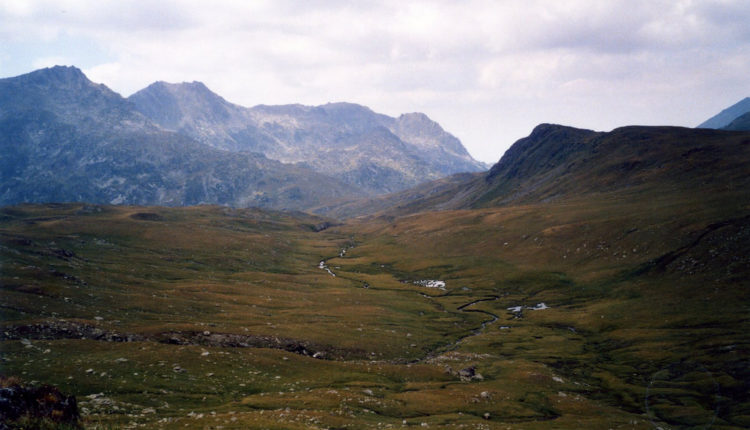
[[317, 126, 750, 221], [1, 190, 748, 428]]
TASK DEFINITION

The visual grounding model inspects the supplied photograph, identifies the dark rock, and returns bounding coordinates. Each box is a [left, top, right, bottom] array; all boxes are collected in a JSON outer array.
[[130, 212, 163, 221], [458, 366, 476, 379], [311, 222, 333, 232], [0, 378, 80, 427]]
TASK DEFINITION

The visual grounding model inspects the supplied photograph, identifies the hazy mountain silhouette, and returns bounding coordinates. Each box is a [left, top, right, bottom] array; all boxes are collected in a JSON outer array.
[[129, 81, 487, 194]]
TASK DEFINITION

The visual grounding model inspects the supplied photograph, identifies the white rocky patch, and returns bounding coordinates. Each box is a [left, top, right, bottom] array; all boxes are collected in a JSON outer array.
[[109, 195, 125, 205], [318, 261, 335, 277], [414, 280, 446, 289], [507, 303, 550, 314]]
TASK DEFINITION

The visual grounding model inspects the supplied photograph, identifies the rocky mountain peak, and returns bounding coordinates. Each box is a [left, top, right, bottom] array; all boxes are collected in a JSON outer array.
[[390, 111, 475, 163], [1, 65, 109, 98], [20, 65, 89, 86], [0, 65, 138, 128], [397, 112, 431, 123], [394, 112, 444, 137], [133, 80, 230, 106], [129, 80, 235, 130], [149, 81, 225, 102], [0, 66, 361, 210], [321, 102, 374, 113]]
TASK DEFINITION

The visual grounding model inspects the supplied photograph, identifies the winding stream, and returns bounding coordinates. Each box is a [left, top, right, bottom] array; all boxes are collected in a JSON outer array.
[[422, 295, 501, 360], [318, 247, 503, 360]]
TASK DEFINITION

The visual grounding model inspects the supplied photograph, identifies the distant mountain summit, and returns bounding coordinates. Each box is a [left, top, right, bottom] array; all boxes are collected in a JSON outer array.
[[127, 81, 250, 151], [698, 97, 750, 129], [0, 66, 358, 209], [128, 81, 487, 194], [127, 81, 232, 130], [0, 65, 144, 128]]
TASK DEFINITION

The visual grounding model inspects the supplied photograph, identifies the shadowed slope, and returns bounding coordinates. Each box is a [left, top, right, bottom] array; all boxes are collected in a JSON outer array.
[[476, 125, 750, 206], [320, 124, 750, 218], [723, 111, 750, 131]]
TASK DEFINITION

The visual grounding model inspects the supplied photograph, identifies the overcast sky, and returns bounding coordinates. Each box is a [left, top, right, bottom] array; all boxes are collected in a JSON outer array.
[[2, 0, 750, 163]]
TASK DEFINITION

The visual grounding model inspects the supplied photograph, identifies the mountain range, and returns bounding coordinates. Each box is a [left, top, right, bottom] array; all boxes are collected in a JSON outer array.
[[128, 81, 486, 194], [2, 65, 748, 218], [0, 66, 486, 209]]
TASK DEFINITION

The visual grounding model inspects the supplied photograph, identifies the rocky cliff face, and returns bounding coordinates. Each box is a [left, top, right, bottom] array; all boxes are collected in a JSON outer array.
[[0, 66, 359, 209], [129, 82, 487, 194]]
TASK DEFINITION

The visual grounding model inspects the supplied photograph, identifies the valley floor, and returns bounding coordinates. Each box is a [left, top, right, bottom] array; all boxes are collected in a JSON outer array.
[[1, 199, 748, 429]]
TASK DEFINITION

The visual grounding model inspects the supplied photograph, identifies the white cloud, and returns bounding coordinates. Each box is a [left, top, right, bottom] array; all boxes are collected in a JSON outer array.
[[0, 0, 37, 17], [3, 0, 750, 163]]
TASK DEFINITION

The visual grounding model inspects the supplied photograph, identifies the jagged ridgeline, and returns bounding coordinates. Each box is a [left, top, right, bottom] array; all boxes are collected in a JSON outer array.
[[0, 66, 487, 209], [128, 81, 487, 194]]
